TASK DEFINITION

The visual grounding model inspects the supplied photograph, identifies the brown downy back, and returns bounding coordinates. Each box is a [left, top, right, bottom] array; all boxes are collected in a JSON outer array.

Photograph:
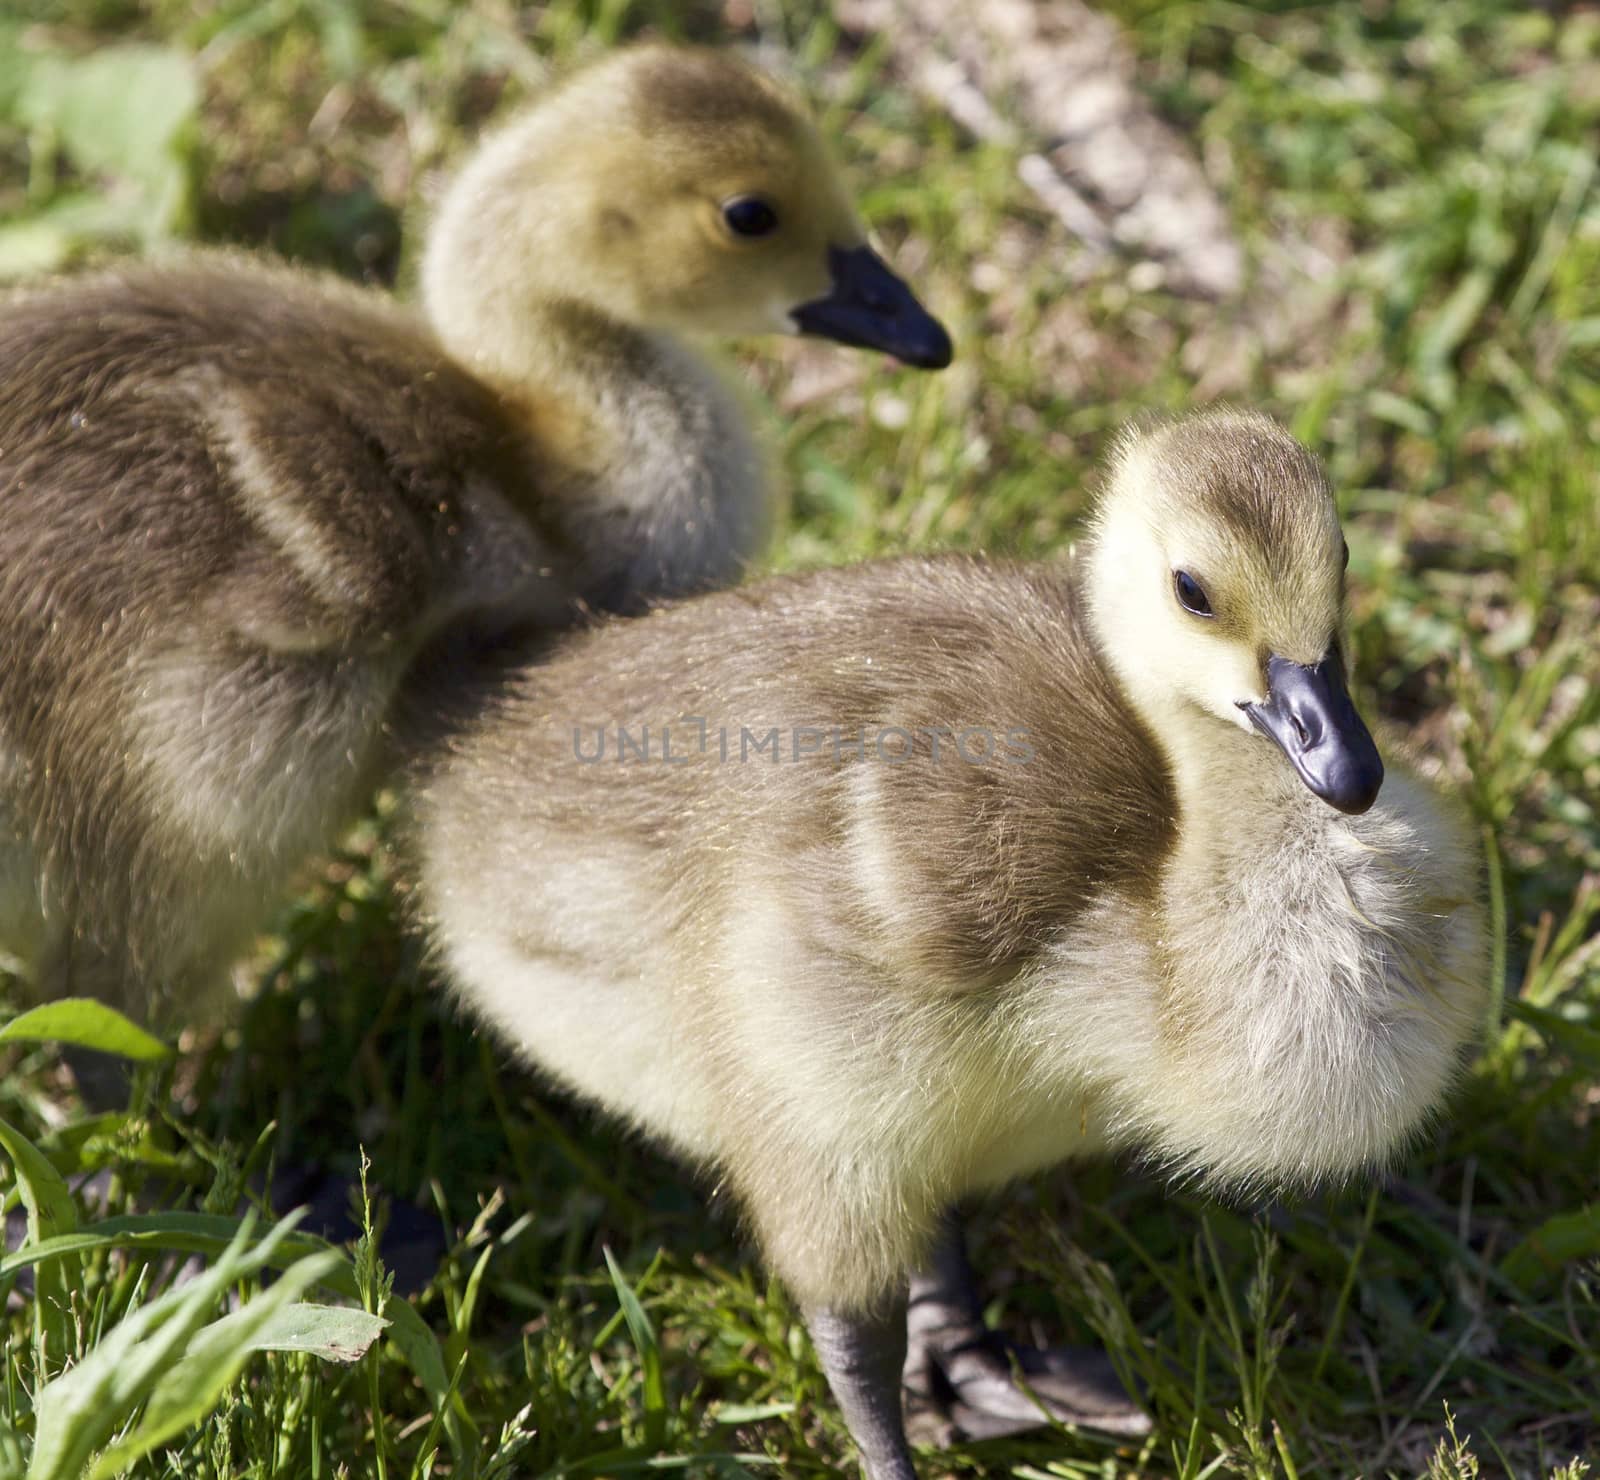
[[0, 257, 566, 1005], [417, 554, 1178, 995]]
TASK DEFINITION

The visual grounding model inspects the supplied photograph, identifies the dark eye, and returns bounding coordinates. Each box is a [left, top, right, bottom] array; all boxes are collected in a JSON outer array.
[[1340, 536, 1350, 570], [1174, 570, 1213, 618], [722, 196, 779, 239]]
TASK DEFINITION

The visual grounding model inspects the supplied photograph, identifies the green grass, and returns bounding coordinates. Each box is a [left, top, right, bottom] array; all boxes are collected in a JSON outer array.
[[2, 0, 1598, 1476]]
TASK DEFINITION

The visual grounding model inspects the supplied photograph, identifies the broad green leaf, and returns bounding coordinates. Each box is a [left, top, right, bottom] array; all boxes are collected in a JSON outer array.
[[89, 1257, 344, 1478], [1505, 998, 1600, 1064], [1, 1229, 155, 1280], [236, 1301, 388, 1362], [0, 1213, 469, 1464], [0, 999, 170, 1062], [0, 1113, 81, 1361], [0, 195, 132, 280], [18, 45, 196, 185], [0, 1117, 75, 1243], [0, 24, 30, 117], [0, 219, 71, 282], [13, 42, 197, 250], [714, 1402, 795, 1424], [1501, 1205, 1600, 1289], [28, 1212, 306, 1480]]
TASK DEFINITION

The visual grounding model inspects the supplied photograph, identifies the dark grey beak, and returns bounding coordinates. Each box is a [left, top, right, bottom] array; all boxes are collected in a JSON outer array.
[[1239, 652, 1384, 815], [791, 245, 953, 369]]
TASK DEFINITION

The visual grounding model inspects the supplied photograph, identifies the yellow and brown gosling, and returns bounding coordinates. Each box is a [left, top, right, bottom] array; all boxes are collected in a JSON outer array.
[[408, 411, 1486, 1478], [0, 44, 950, 1022]]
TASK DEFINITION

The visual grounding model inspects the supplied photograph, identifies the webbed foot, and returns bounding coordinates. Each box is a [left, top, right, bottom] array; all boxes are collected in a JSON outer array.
[[902, 1215, 1151, 1446]]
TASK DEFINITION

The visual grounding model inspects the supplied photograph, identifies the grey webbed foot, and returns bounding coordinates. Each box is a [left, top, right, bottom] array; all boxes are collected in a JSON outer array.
[[902, 1214, 1152, 1446]]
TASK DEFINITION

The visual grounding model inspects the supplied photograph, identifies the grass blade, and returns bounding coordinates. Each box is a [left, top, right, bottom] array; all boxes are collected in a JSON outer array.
[[603, 1246, 667, 1449], [0, 1114, 81, 1366]]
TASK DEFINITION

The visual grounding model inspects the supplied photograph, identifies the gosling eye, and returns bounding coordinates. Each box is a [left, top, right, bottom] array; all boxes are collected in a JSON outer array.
[[1173, 569, 1214, 618], [1340, 536, 1351, 570], [722, 196, 780, 239]]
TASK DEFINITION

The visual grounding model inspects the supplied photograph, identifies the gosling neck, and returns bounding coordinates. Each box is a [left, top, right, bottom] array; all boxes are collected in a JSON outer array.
[[419, 130, 663, 482], [430, 283, 667, 481], [422, 228, 766, 611]]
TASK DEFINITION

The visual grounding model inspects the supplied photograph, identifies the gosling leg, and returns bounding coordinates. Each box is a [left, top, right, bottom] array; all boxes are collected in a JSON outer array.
[[902, 1211, 1151, 1444], [805, 1294, 918, 1480]]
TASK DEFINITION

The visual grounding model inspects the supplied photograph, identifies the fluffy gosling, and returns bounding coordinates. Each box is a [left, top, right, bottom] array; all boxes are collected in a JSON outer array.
[[0, 45, 949, 1020], [408, 412, 1486, 1477]]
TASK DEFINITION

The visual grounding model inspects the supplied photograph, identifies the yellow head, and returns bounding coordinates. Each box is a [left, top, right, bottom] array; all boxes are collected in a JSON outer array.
[[1086, 411, 1383, 814], [423, 45, 950, 369]]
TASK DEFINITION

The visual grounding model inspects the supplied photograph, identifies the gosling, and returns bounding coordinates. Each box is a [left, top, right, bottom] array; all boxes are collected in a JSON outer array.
[[408, 412, 1487, 1478], [0, 45, 950, 1019]]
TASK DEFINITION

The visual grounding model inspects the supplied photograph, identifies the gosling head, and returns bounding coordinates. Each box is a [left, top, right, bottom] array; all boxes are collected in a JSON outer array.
[[1086, 411, 1384, 815], [423, 45, 951, 370]]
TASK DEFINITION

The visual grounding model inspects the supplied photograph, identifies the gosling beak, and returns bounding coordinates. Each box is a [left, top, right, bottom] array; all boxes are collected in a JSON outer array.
[[791, 245, 953, 369], [1239, 652, 1384, 815]]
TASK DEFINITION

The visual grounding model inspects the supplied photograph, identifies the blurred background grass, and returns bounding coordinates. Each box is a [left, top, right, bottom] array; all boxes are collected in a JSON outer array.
[[0, 1, 1597, 1476]]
